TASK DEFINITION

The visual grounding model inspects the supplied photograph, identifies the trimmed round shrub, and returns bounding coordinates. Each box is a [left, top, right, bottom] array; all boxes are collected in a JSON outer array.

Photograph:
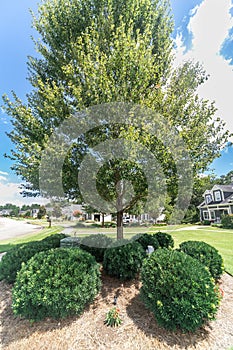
[[40, 233, 67, 247], [154, 232, 174, 249], [12, 248, 101, 321], [103, 240, 146, 280], [178, 240, 224, 280], [79, 233, 114, 262], [0, 233, 67, 283], [140, 249, 220, 333], [131, 233, 159, 250]]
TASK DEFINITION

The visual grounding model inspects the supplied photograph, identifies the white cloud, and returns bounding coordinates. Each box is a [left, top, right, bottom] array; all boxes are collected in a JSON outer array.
[[0, 170, 8, 176], [0, 175, 7, 182], [0, 181, 48, 206], [189, 4, 199, 17], [174, 0, 233, 139]]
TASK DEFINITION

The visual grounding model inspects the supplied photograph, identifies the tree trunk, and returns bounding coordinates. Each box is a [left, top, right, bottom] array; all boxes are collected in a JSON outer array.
[[101, 213, 105, 228], [116, 179, 124, 239], [117, 210, 124, 240]]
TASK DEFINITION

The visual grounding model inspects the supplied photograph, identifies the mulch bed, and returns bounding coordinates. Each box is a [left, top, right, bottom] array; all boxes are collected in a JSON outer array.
[[1, 271, 233, 350]]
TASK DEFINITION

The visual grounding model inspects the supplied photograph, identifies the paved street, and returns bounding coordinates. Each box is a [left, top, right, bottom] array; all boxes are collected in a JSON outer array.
[[0, 217, 42, 241]]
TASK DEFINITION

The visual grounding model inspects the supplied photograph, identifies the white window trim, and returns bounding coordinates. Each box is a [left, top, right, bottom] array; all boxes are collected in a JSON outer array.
[[205, 194, 212, 204], [203, 211, 209, 220], [210, 211, 215, 220], [214, 190, 221, 202]]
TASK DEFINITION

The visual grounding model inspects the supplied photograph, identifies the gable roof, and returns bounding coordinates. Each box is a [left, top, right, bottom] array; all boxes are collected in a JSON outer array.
[[199, 183, 233, 208]]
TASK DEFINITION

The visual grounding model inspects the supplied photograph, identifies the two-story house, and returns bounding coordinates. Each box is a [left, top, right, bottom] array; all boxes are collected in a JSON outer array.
[[199, 184, 233, 223]]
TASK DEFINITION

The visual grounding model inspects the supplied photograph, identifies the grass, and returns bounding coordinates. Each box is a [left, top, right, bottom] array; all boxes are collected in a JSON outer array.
[[0, 222, 232, 275], [74, 224, 233, 275], [148, 225, 233, 276], [0, 226, 63, 253]]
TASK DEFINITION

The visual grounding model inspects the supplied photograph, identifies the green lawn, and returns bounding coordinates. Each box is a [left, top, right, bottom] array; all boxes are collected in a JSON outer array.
[[148, 225, 233, 276], [73, 224, 233, 275], [0, 226, 63, 253], [0, 223, 232, 276]]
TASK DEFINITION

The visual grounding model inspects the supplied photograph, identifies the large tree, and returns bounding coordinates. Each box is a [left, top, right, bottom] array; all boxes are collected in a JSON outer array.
[[3, 0, 229, 238]]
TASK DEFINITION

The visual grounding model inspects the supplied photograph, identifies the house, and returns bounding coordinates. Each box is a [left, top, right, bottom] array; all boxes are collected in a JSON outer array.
[[199, 183, 233, 222]]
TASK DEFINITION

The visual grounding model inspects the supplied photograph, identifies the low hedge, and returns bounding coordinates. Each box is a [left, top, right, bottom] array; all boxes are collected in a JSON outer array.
[[178, 240, 224, 280], [12, 248, 101, 321], [0, 233, 67, 283], [140, 249, 220, 333], [103, 240, 146, 280]]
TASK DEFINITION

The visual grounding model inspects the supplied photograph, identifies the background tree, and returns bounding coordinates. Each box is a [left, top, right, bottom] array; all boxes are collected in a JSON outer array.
[[3, 0, 229, 238], [37, 205, 46, 219]]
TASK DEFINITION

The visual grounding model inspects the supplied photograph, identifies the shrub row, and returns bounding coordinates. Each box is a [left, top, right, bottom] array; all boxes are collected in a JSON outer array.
[[0, 233, 67, 283], [8, 231, 224, 333]]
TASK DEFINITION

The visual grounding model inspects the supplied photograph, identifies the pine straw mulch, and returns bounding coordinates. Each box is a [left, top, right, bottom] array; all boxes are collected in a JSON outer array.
[[1, 270, 233, 350]]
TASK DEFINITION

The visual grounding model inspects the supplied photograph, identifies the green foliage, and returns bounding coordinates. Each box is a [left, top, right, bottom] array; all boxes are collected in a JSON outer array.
[[79, 233, 114, 262], [140, 249, 220, 332], [178, 240, 224, 280], [103, 240, 146, 280], [182, 205, 199, 224], [203, 220, 211, 225], [37, 206, 46, 219], [104, 221, 117, 228], [40, 233, 67, 247], [104, 307, 122, 327], [221, 215, 233, 229], [154, 231, 174, 249], [12, 248, 101, 321], [131, 233, 159, 250], [3, 0, 229, 238], [0, 233, 67, 283]]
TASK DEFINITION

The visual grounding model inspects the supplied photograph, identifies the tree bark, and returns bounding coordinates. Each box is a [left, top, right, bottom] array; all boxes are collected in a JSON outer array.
[[101, 212, 105, 228], [117, 210, 124, 240], [116, 178, 124, 239]]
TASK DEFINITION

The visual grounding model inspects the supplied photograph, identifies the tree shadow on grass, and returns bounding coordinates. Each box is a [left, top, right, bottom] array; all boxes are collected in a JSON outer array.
[[126, 293, 212, 349]]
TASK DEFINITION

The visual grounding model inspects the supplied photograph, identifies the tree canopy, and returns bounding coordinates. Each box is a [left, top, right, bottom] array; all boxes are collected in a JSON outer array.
[[3, 0, 229, 237]]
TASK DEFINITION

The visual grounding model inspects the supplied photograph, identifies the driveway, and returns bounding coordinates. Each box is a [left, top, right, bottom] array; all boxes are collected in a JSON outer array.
[[0, 217, 42, 241]]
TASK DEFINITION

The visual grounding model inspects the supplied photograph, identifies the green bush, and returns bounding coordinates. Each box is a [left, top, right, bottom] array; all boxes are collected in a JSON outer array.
[[0, 233, 67, 283], [79, 234, 114, 262], [221, 214, 233, 229], [154, 232, 174, 249], [12, 248, 101, 321], [40, 233, 67, 247], [104, 221, 117, 228], [178, 240, 224, 280], [131, 233, 159, 250], [140, 249, 220, 333], [103, 240, 146, 280], [203, 220, 211, 225]]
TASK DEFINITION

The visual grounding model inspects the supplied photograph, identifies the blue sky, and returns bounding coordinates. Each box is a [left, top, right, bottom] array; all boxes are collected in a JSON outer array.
[[0, 0, 233, 205]]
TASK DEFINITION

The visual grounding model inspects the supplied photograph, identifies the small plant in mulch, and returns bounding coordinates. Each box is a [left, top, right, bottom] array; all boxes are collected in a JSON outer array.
[[104, 307, 122, 327]]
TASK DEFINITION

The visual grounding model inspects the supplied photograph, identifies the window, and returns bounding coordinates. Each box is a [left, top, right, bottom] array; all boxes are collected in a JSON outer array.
[[205, 194, 212, 204], [210, 211, 215, 220], [203, 211, 209, 220], [214, 190, 221, 202]]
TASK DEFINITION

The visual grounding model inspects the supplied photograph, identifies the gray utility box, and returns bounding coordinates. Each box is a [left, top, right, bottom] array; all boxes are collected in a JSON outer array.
[[60, 237, 80, 248]]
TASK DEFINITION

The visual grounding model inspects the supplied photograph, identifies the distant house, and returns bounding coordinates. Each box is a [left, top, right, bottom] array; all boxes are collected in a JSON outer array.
[[0, 209, 11, 216], [198, 184, 233, 223]]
